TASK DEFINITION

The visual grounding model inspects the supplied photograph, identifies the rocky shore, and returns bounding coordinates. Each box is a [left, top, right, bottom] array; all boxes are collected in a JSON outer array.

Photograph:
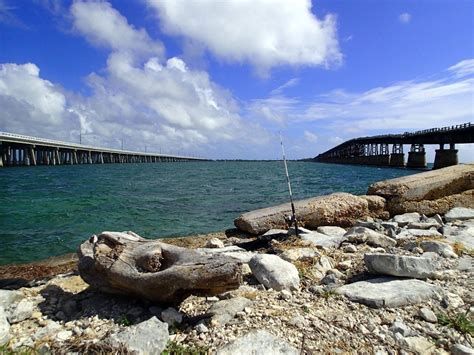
[[0, 165, 473, 354]]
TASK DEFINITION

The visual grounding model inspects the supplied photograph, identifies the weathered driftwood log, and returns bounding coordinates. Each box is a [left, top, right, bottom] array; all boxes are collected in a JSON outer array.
[[78, 231, 243, 304], [234, 192, 388, 235], [368, 164, 474, 216]]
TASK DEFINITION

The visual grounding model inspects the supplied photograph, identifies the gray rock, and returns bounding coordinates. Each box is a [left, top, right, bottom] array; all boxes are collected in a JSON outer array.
[[418, 307, 437, 323], [445, 207, 474, 222], [451, 344, 474, 355], [261, 229, 289, 239], [457, 256, 474, 272], [0, 290, 23, 310], [195, 323, 208, 334], [407, 222, 441, 230], [279, 248, 319, 262], [393, 212, 421, 227], [365, 253, 437, 279], [197, 245, 256, 263], [335, 277, 442, 308], [390, 320, 412, 336], [289, 315, 308, 329], [309, 285, 325, 296], [342, 244, 357, 253], [382, 221, 399, 231], [443, 225, 474, 249], [301, 231, 346, 249], [396, 229, 443, 239], [108, 316, 168, 355], [321, 274, 338, 286], [280, 290, 292, 301], [355, 220, 384, 231], [7, 299, 34, 324], [209, 297, 252, 326], [204, 238, 224, 248], [345, 227, 397, 248], [216, 330, 299, 355], [0, 307, 10, 346], [403, 336, 436, 354], [316, 226, 347, 237], [160, 307, 182, 326], [249, 254, 300, 291], [33, 320, 62, 340], [419, 240, 457, 258]]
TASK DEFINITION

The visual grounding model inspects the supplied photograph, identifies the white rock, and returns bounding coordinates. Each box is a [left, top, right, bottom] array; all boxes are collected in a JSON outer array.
[[209, 297, 252, 326], [56, 330, 73, 342], [197, 245, 256, 263], [443, 225, 474, 249], [33, 320, 62, 340], [451, 344, 474, 355], [393, 212, 421, 227], [442, 292, 464, 309], [336, 277, 442, 308], [364, 253, 437, 279], [419, 240, 458, 258], [445, 207, 474, 222], [279, 248, 319, 262], [345, 227, 397, 248], [342, 244, 357, 253], [396, 229, 443, 239], [108, 317, 169, 355], [249, 254, 300, 291], [403, 336, 436, 354], [195, 323, 208, 334], [7, 299, 34, 324], [216, 330, 299, 355], [316, 226, 347, 237], [0, 290, 23, 310], [301, 231, 347, 249], [204, 238, 224, 248], [390, 320, 412, 336], [418, 308, 437, 323], [0, 307, 10, 346], [280, 290, 292, 301], [161, 307, 183, 326]]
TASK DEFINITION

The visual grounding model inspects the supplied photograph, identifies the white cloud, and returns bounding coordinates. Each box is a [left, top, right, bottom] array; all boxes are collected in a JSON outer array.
[[271, 78, 300, 95], [71, 1, 164, 58], [147, 0, 341, 74], [399, 13, 411, 24], [448, 59, 474, 78], [304, 130, 318, 143]]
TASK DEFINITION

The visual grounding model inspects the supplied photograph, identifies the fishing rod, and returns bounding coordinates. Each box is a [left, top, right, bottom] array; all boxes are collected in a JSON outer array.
[[279, 132, 299, 237]]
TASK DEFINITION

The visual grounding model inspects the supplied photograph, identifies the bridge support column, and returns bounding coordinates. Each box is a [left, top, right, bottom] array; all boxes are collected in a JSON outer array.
[[29, 147, 37, 166], [55, 149, 60, 165], [407, 144, 427, 168], [390, 154, 405, 167], [433, 144, 458, 170]]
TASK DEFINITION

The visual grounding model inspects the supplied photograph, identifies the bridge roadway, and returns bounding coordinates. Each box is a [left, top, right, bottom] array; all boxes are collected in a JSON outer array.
[[313, 122, 474, 169], [0, 132, 208, 167]]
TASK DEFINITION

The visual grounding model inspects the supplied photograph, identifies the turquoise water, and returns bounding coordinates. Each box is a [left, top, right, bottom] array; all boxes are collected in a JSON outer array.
[[0, 161, 416, 265]]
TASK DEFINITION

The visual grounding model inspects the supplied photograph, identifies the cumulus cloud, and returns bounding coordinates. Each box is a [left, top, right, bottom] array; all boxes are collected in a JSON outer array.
[[0, 63, 67, 136], [399, 13, 411, 24], [147, 0, 341, 74], [71, 1, 164, 58]]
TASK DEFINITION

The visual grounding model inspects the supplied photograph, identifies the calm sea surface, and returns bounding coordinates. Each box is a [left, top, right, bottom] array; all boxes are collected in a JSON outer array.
[[0, 161, 418, 265]]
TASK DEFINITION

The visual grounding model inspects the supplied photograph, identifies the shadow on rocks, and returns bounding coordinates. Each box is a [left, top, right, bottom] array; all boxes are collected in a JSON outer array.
[[38, 285, 156, 326]]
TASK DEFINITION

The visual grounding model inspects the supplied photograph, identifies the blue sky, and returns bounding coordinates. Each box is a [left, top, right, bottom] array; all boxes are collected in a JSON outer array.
[[0, 0, 473, 161]]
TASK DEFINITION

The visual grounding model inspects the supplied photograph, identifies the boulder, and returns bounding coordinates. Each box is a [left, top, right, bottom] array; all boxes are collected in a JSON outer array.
[[216, 330, 298, 355], [316, 226, 347, 237], [396, 229, 443, 239], [0, 307, 9, 346], [419, 240, 457, 258], [108, 317, 168, 355], [335, 277, 442, 308], [301, 231, 347, 249], [392, 212, 421, 227], [345, 227, 396, 248], [234, 193, 388, 234], [445, 207, 474, 222], [0, 290, 24, 310], [364, 253, 436, 279], [367, 164, 474, 216], [443, 224, 474, 249], [249, 254, 300, 291], [451, 344, 474, 355], [7, 299, 34, 324], [209, 297, 252, 326]]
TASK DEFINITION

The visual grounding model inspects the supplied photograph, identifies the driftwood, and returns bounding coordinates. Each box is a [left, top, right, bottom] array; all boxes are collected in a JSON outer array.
[[78, 231, 243, 304]]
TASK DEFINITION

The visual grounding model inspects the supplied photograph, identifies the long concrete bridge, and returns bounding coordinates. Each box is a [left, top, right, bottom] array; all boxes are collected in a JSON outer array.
[[0, 132, 208, 167], [313, 122, 474, 169]]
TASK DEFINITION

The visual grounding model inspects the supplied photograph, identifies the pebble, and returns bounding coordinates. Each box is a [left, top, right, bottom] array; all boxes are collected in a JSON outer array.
[[418, 307, 437, 323]]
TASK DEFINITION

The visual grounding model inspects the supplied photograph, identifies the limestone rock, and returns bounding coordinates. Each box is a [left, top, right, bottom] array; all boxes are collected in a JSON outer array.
[[336, 277, 442, 308], [393, 212, 421, 227], [443, 224, 474, 249], [316, 226, 347, 237], [204, 238, 224, 248], [419, 240, 457, 258], [445, 207, 474, 222], [161, 307, 182, 326], [234, 192, 388, 234], [108, 316, 169, 355], [364, 253, 436, 279], [33, 320, 62, 341], [209, 297, 252, 326], [249, 254, 300, 291], [345, 227, 396, 248], [403, 336, 436, 354], [216, 330, 299, 355], [7, 299, 34, 324], [451, 344, 474, 355], [301, 231, 347, 249], [0, 290, 24, 310], [418, 307, 437, 323], [390, 320, 412, 336], [0, 307, 10, 346], [396, 229, 443, 239], [367, 164, 474, 215]]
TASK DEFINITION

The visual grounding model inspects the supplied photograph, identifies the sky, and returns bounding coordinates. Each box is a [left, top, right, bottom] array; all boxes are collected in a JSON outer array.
[[0, 0, 473, 161]]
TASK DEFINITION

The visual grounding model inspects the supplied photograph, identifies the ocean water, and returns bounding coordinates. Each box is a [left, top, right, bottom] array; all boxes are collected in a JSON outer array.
[[0, 161, 417, 265]]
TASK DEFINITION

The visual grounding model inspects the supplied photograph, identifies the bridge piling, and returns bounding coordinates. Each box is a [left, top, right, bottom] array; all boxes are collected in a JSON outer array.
[[433, 144, 458, 170], [407, 144, 427, 168]]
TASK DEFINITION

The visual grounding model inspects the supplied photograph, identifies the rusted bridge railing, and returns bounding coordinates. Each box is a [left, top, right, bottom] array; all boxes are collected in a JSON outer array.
[[314, 122, 474, 170]]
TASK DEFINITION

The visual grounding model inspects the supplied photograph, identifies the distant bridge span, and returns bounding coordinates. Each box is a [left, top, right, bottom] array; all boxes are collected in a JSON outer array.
[[313, 122, 474, 169], [0, 132, 208, 167]]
